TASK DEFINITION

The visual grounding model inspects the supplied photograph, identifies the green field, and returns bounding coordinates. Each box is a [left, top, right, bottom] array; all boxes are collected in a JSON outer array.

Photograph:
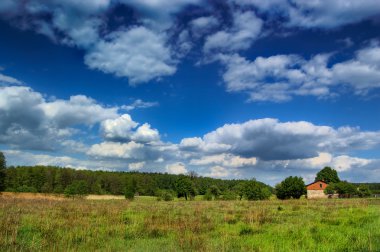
[[1, 195, 379, 251]]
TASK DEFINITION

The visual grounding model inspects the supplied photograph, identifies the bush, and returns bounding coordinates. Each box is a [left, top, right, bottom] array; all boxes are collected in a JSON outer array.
[[203, 191, 213, 201], [156, 190, 174, 201], [276, 176, 306, 200], [209, 185, 221, 199], [16, 185, 38, 193]]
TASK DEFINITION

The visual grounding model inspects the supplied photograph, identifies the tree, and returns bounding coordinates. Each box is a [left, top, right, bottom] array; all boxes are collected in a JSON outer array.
[[357, 184, 372, 198], [315, 167, 340, 183], [125, 177, 137, 200], [64, 180, 88, 198], [0, 151, 6, 191], [234, 182, 246, 200], [275, 176, 306, 200], [334, 181, 357, 198], [243, 180, 271, 201], [325, 181, 357, 198], [209, 185, 221, 199], [175, 176, 196, 200]]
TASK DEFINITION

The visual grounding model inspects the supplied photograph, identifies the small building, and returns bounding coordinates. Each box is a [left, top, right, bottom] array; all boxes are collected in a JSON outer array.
[[306, 180, 328, 199]]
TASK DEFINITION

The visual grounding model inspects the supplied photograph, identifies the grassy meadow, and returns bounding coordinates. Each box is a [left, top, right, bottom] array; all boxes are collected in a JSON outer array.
[[0, 193, 379, 252]]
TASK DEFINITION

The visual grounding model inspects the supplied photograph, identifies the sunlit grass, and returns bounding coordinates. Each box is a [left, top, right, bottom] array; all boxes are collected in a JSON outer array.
[[0, 194, 379, 251]]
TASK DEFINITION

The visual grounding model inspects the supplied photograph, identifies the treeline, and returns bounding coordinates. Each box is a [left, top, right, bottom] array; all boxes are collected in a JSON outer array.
[[3, 165, 269, 197], [353, 183, 380, 194]]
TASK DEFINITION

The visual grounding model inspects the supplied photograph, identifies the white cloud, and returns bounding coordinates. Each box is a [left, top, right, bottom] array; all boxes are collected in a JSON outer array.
[[204, 10, 262, 53], [0, 72, 22, 85], [179, 137, 231, 153], [165, 162, 187, 174], [203, 166, 232, 178], [101, 114, 160, 143], [190, 153, 257, 168], [182, 118, 380, 161], [232, 0, 380, 29], [0, 86, 119, 150], [85, 27, 177, 84], [128, 161, 145, 170], [331, 155, 372, 172], [287, 0, 380, 28], [41, 95, 119, 127], [190, 16, 219, 37], [331, 43, 380, 94], [121, 99, 159, 111], [101, 114, 139, 141], [133, 123, 160, 143], [87, 141, 146, 160], [220, 43, 380, 102]]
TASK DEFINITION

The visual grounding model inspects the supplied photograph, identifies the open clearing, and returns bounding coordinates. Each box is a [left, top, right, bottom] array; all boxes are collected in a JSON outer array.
[[0, 194, 379, 251]]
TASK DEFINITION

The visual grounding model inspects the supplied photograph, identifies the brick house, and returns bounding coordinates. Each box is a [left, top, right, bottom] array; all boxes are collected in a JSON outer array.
[[306, 180, 328, 199]]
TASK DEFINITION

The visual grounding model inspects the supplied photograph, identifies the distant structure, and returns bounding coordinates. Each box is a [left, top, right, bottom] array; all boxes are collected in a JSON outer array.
[[306, 180, 328, 199]]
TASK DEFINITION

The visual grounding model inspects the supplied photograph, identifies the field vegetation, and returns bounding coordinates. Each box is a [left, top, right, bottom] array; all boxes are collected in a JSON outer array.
[[0, 194, 379, 251]]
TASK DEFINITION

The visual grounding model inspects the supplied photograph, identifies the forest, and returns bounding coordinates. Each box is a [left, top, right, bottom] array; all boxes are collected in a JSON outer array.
[[3, 165, 269, 197]]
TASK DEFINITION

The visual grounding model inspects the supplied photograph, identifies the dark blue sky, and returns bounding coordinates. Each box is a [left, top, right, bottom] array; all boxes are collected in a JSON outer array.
[[0, 0, 380, 184]]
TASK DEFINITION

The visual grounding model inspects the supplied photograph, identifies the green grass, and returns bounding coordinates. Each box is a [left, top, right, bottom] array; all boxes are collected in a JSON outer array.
[[0, 196, 379, 251]]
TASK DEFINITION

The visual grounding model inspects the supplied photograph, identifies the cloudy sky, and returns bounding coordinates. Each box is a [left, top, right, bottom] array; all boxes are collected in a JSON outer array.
[[1, 0, 380, 185]]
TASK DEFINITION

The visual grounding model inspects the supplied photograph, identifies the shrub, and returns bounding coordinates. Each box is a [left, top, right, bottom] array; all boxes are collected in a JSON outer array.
[[203, 191, 213, 201], [16, 185, 38, 193], [209, 185, 221, 199], [156, 190, 174, 201]]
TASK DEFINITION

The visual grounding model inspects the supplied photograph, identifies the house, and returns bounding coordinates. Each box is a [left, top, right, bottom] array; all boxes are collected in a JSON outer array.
[[306, 180, 328, 199]]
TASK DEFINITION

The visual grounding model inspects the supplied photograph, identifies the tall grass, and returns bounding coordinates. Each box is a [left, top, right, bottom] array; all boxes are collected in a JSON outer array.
[[0, 195, 379, 251]]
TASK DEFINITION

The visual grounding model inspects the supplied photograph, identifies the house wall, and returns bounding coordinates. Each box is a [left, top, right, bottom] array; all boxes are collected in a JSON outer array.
[[307, 190, 328, 199]]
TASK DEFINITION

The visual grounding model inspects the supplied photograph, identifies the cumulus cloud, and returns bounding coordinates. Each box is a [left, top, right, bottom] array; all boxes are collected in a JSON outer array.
[[183, 118, 380, 161], [0, 86, 119, 150], [190, 16, 219, 37], [101, 114, 160, 143], [166, 162, 187, 174], [128, 161, 145, 170], [220, 43, 380, 102], [87, 141, 146, 160], [204, 10, 262, 53], [232, 0, 380, 29], [0, 0, 197, 84], [190, 153, 257, 168], [179, 137, 231, 154], [1, 0, 380, 86], [41, 95, 119, 127], [85, 27, 177, 84], [203, 165, 233, 178]]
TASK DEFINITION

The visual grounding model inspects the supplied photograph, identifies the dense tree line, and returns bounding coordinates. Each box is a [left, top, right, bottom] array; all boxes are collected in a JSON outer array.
[[1, 150, 377, 200], [3, 165, 271, 198]]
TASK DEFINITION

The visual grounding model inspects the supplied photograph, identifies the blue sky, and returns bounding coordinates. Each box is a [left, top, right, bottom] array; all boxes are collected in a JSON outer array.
[[1, 0, 380, 185]]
